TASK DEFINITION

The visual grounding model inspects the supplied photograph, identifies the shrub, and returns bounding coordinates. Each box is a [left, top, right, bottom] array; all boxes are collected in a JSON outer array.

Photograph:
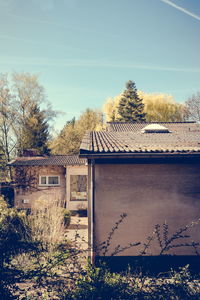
[[28, 199, 66, 252], [0, 196, 32, 299], [9, 199, 73, 297], [1, 207, 200, 299], [63, 263, 134, 300], [63, 209, 71, 227], [62, 263, 200, 300], [0, 196, 31, 264]]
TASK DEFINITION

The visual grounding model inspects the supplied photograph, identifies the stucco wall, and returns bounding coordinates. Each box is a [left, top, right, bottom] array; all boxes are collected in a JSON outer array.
[[14, 165, 66, 209], [94, 163, 200, 256]]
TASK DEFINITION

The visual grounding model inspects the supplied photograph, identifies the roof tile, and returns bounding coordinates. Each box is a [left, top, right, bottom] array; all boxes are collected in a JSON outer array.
[[9, 155, 87, 166], [80, 123, 200, 155]]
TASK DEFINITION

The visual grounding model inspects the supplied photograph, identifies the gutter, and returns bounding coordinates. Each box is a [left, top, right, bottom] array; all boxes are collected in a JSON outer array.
[[80, 152, 200, 160]]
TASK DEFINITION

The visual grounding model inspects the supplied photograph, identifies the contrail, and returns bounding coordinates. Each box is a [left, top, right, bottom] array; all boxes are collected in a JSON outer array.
[[160, 0, 200, 21]]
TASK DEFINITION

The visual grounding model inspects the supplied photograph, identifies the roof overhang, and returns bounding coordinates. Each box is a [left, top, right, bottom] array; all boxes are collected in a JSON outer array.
[[79, 152, 200, 160]]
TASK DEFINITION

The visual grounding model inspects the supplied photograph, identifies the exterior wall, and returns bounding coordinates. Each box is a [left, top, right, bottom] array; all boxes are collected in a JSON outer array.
[[94, 162, 200, 256], [14, 165, 66, 209], [66, 165, 88, 211]]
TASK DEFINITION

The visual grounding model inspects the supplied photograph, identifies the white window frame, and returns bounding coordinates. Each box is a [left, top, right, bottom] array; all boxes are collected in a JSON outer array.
[[39, 175, 60, 187]]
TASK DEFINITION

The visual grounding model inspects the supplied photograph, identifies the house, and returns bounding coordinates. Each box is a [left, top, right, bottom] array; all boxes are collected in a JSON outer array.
[[80, 122, 200, 271], [9, 152, 88, 211]]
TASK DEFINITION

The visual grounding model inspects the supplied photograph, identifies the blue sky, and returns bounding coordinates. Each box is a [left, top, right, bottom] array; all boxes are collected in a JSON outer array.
[[0, 0, 200, 129]]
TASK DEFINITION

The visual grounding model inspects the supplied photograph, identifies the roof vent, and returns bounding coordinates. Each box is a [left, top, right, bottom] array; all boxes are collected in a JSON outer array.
[[141, 124, 170, 133]]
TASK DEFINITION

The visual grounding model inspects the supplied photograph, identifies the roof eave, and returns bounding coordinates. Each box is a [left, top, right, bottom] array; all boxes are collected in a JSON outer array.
[[79, 151, 200, 159]]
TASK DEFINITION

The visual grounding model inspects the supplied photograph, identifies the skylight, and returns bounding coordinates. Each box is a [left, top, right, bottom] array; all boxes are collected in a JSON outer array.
[[141, 124, 170, 133]]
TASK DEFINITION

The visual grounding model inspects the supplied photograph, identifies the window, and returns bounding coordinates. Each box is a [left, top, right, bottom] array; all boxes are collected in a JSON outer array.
[[40, 176, 47, 185], [39, 175, 60, 186], [48, 176, 59, 185], [70, 175, 87, 201]]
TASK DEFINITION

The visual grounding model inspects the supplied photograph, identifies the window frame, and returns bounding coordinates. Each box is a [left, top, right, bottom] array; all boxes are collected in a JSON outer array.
[[70, 174, 87, 201], [39, 175, 60, 187]]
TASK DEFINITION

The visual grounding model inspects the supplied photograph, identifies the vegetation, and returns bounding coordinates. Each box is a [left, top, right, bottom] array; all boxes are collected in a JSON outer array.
[[50, 108, 103, 154], [64, 263, 200, 300], [0, 195, 72, 298], [0, 72, 57, 179], [0, 197, 199, 299], [139, 91, 187, 122], [1, 73, 198, 178], [1, 70, 200, 298], [63, 209, 71, 227], [103, 86, 187, 123], [0, 74, 16, 180], [117, 80, 146, 122], [185, 91, 200, 122], [20, 102, 50, 155], [0, 196, 32, 299]]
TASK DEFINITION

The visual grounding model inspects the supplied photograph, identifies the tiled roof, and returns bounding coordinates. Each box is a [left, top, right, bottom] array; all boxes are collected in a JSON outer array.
[[9, 155, 87, 166], [80, 123, 200, 155], [107, 122, 197, 133]]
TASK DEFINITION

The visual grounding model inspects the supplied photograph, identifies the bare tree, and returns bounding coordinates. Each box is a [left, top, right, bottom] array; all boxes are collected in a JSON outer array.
[[0, 72, 58, 179], [185, 92, 200, 122], [0, 74, 16, 179], [12, 72, 57, 152], [14, 166, 37, 191]]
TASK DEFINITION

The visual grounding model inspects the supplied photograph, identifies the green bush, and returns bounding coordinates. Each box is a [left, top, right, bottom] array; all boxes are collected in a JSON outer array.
[[62, 263, 200, 300], [1, 206, 200, 299], [63, 263, 134, 300], [63, 209, 71, 227], [0, 196, 32, 264], [0, 196, 33, 299]]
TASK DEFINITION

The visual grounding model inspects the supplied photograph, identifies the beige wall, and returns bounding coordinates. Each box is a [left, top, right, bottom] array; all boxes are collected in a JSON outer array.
[[94, 163, 200, 256], [14, 165, 66, 209]]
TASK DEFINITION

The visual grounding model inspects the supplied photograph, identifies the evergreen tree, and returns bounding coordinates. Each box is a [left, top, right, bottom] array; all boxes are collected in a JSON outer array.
[[21, 103, 50, 155], [117, 80, 146, 122]]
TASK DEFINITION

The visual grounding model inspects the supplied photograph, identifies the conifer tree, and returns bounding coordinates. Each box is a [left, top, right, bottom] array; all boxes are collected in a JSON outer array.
[[117, 80, 146, 122], [21, 103, 50, 155]]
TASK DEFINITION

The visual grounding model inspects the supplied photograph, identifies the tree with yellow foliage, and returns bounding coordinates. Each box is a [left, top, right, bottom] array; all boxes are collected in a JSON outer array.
[[103, 95, 121, 122], [138, 91, 187, 122], [50, 109, 104, 154], [103, 91, 186, 123]]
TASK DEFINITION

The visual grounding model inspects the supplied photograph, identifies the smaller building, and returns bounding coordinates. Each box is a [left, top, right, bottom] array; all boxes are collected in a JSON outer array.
[[9, 154, 88, 211]]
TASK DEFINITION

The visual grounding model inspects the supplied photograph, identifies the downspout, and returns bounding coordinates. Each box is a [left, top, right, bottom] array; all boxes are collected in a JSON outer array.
[[88, 158, 95, 263], [64, 165, 67, 209]]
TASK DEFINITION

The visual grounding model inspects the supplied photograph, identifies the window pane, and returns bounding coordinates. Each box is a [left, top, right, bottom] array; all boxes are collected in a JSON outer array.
[[48, 176, 59, 185], [41, 176, 46, 184], [70, 175, 87, 201]]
